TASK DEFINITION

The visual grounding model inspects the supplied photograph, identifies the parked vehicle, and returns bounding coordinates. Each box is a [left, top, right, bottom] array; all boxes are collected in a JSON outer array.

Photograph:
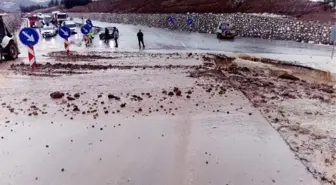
[[41, 24, 57, 38], [216, 22, 236, 39], [0, 14, 19, 61], [53, 12, 68, 26], [41, 15, 53, 25], [61, 21, 77, 34]]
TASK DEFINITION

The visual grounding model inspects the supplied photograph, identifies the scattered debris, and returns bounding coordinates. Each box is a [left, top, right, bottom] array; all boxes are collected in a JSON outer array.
[[108, 94, 121, 100], [67, 96, 75, 101]]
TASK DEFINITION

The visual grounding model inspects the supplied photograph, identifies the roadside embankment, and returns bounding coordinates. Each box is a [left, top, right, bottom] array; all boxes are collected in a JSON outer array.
[[69, 13, 333, 44]]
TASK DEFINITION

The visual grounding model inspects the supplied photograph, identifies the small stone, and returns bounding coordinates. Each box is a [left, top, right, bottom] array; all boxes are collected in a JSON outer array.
[[73, 106, 80, 112], [120, 103, 126, 108], [249, 113, 252, 115], [67, 96, 75, 101], [138, 108, 142, 112], [176, 90, 182, 96], [74, 93, 80, 98], [206, 161, 208, 164], [46, 145, 49, 148], [186, 95, 191, 99], [61, 168, 65, 172]]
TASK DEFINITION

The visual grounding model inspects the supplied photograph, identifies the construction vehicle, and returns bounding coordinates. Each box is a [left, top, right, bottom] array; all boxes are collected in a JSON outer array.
[[0, 14, 19, 61], [216, 22, 236, 40]]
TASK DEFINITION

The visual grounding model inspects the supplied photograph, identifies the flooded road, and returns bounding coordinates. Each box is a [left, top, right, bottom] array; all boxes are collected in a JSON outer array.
[[0, 51, 325, 185]]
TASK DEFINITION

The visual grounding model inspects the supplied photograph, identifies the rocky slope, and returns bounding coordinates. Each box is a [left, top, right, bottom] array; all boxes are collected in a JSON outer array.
[[69, 0, 334, 20]]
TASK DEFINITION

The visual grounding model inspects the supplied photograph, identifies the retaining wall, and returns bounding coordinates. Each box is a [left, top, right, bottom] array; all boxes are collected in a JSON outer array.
[[69, 13, 333, 44]]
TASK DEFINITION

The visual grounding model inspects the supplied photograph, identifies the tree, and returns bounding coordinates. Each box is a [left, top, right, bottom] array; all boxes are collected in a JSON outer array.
[[64, 0, 92, 9], [20, 4, 45, 12]]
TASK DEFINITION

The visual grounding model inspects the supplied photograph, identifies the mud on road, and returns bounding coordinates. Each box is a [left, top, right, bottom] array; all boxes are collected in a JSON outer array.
[[191, 55, 336, 185], [3, 51, 336, 185]]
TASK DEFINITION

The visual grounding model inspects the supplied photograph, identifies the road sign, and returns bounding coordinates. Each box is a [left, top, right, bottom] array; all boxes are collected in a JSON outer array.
[[27, 45, 37, 68], [64, 38, 70, 55], [167, 16, 174, 22], [19, 28, 39, 46], [187, 18, 193, 25], [87, 22, 93, 29], [58, 26, 71, 39], [81, 24, 91, 35]]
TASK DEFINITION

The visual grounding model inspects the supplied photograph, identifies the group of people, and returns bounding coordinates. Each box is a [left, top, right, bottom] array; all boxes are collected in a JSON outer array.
[[102, 27, 145, 49]]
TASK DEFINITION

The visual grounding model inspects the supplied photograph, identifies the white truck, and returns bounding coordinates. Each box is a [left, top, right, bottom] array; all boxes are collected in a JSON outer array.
[[0, 14, 19, 61], [52, 11, 68, 26]]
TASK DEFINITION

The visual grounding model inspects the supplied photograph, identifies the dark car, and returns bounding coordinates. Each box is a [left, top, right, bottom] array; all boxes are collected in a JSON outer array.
[[99, 27, 114, 40]]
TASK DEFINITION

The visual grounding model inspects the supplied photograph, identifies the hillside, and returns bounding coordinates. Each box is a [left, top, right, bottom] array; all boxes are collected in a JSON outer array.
[[1, 0, 48, 11], [67, 0, 335, 22]]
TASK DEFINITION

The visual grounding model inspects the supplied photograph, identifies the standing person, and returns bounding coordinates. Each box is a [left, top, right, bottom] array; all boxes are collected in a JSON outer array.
[[104, 28, 109, 43], [37, 21, 42, 34], [137, 29, 145, 49], [113, 27, 119, 48], [87, 31, 93, 44]]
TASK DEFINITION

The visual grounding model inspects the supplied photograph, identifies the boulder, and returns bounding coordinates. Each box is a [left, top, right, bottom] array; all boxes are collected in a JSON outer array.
[[50, 92, 64, 99]]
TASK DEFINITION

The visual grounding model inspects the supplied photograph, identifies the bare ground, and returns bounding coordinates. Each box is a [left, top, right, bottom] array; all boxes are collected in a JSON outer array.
[[6, 51, 336, 185]]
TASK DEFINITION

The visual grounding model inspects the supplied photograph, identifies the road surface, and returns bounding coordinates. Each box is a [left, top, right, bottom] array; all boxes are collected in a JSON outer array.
[[0, 19, 333, 185], [17, 18, 336, 73]]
